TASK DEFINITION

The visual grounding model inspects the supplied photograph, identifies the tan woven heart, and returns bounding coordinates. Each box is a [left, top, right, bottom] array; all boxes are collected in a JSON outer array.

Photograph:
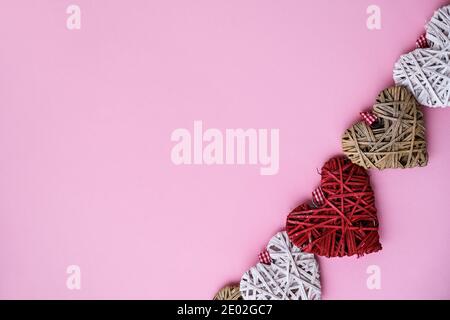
[[342, 86, 428, 170], [213, 285, 242, 300]]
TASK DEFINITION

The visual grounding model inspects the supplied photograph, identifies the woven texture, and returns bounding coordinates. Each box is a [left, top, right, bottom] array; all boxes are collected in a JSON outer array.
[[342, 86, 428, 170], [425, 5, 450, 50], [240, 232, 321, 300], [393, 5, 450, 108], [213, 285, 242, 300], [393, 48, 450, 108], [286, 157, 381, 258]]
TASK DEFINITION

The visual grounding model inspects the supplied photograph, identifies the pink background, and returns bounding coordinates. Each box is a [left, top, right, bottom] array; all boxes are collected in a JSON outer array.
[[0, 0, 449, 299]]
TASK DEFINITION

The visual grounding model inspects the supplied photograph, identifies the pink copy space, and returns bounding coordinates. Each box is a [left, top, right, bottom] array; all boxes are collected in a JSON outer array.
[[0, 0, 449, 299]]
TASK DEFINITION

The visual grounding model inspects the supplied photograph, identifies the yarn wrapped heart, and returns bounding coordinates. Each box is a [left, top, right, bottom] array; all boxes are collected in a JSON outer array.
[[393, 5, 450, 108], [425, 5, 450, 50], [286, 156, 381, 257], [341, 86, 428, 170], [240, 231, 321, 300], [213, 285, 242, 300]]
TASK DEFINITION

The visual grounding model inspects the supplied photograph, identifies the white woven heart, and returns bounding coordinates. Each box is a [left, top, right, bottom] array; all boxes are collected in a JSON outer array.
[[240, 231, 321, 300], [393, 5, 450, 108], [393, 49, 450, 107], [425, 5, 450, 50]]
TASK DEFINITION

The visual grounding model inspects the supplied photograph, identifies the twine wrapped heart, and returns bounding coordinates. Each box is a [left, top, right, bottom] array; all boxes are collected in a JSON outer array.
[[286, 156, 382, 257], [393, 5, 450, 108], [240, 231, 321, 300], [213, 285, 242, 300], [341, 86, 428, 170], [394, 48, 450, 108], [425, 5, 450, 50]]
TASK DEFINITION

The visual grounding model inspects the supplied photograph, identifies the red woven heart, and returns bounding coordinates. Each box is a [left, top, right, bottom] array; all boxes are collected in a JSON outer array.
[[286, 156, 382, 257]]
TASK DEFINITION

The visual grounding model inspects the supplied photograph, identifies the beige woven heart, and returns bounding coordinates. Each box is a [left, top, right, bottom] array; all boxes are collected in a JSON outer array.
[[342, 86, 428, 170], [213, 285, 242, 300]]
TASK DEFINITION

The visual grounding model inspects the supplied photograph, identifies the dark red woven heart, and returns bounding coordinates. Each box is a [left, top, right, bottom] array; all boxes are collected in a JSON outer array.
[[286, 156, 382, 257]]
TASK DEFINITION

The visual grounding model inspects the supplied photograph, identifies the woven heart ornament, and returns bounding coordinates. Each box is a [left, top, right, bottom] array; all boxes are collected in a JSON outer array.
[[393, 5, 450, 108], [341, 86, 428, 170], [213, 285, 242, 300], [286, 156, 382, 257], [425, 5, 450, 51], [240, 231, 321, 300]]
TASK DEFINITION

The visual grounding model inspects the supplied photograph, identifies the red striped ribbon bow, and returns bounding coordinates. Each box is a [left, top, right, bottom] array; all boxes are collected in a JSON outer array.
[[360, 111, 378, 126], [416, 33, 429, 48], [312, 186, 325, 207], [258, 249, 271, 265]]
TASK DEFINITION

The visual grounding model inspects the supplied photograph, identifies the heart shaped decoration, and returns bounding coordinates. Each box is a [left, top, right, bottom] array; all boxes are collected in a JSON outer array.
[[239, 231, 321, 300], [393, 48, 450, 108], [213, 285, 242, 300], [341, 86, 428, 170], [286, 156, 382, 257], [393, 5, 450, 108], [425, 5, 450, 50]]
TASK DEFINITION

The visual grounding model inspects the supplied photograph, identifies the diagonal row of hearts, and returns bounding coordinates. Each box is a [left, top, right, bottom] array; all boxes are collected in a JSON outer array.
[[214, 4, 450, 301]]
